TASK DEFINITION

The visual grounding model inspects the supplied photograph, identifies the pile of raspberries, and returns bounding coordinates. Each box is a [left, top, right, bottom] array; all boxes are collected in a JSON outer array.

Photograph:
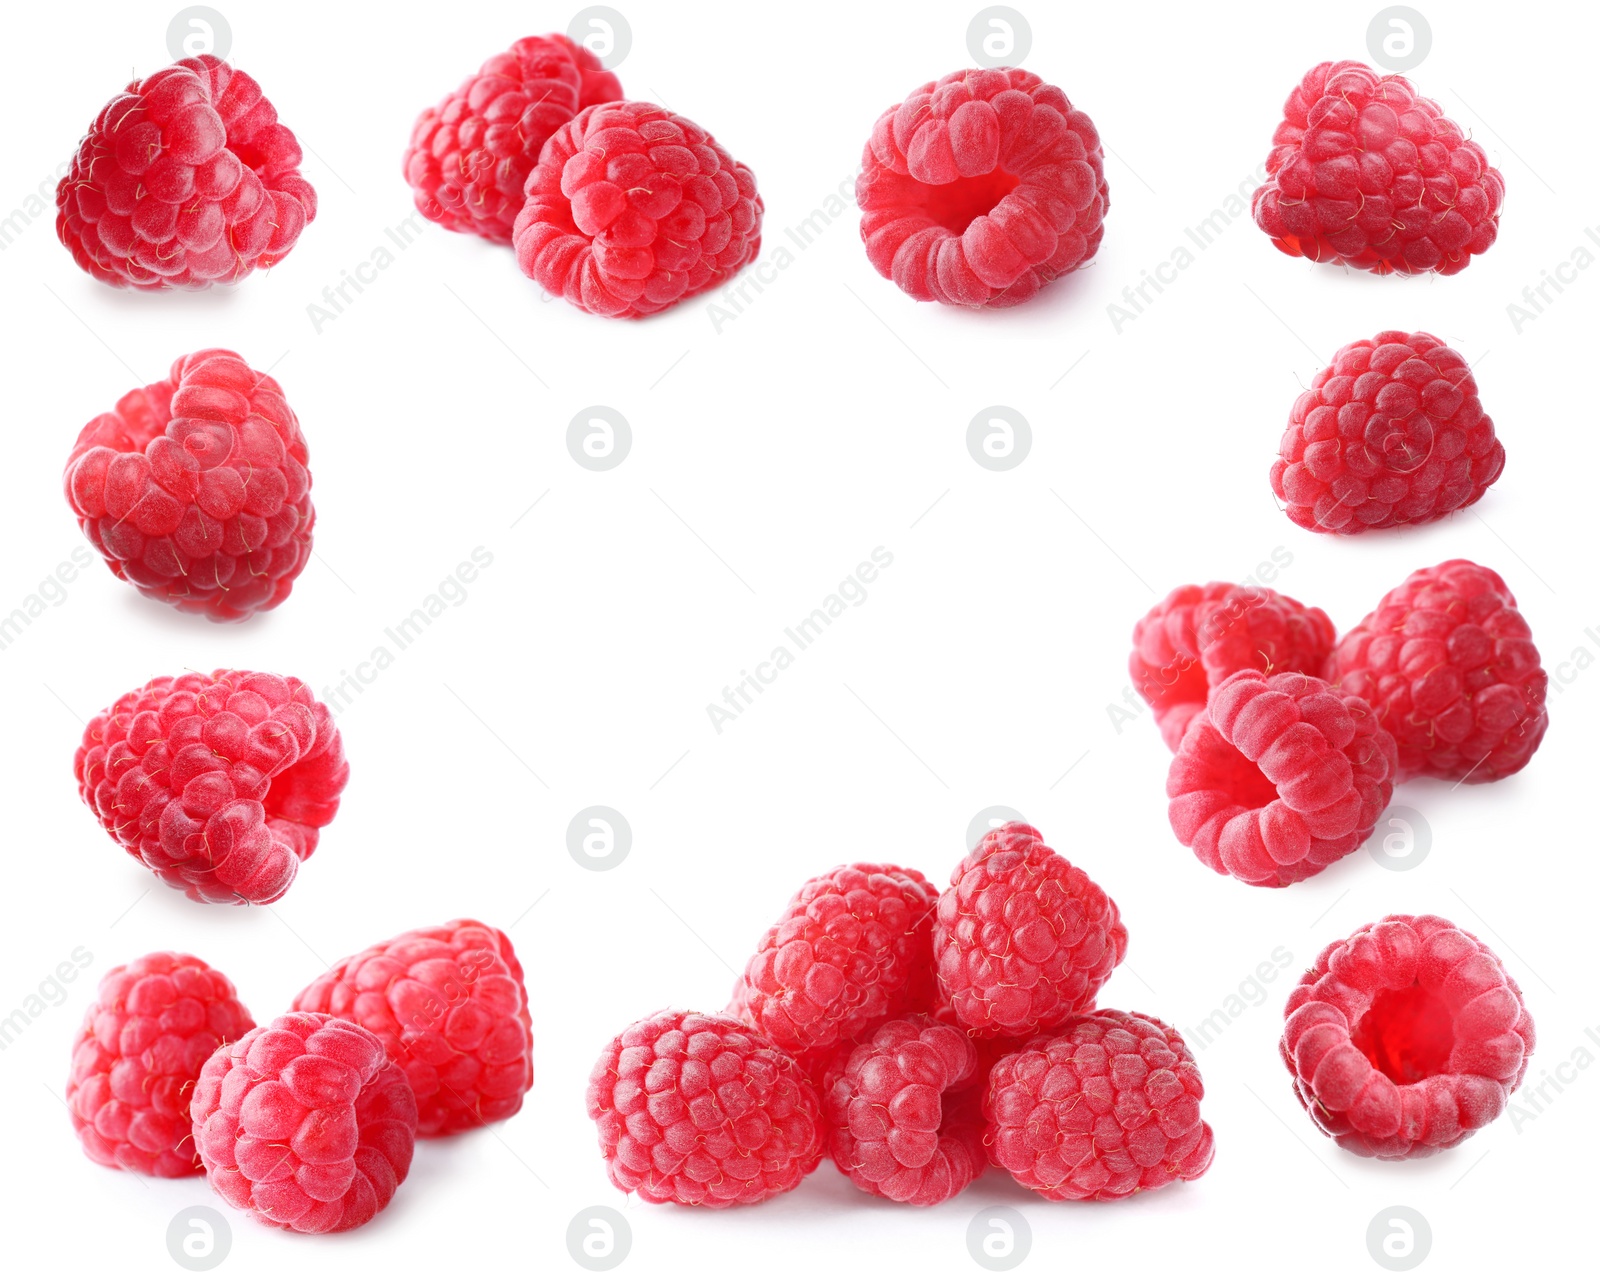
[[67, 921, 533, 1233], [588, 823, 1215, 1208], [1129, 559, 1548, 888]]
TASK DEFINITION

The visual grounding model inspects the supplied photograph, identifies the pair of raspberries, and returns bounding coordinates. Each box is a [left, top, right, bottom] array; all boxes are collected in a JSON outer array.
[[1130, 561, 1548, 888], [67, 923, 533, 1233], [590, 825, 1215, 1208]]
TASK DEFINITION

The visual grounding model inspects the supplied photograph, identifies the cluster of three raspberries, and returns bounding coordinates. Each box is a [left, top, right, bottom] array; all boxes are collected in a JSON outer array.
[[68, 922, 534, 1234]]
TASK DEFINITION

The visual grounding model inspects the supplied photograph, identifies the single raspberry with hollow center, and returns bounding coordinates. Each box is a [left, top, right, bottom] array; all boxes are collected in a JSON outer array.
[[587, 1010, 824, 1207], [75, 670, 348, 904], [1274, 332, 1504, 533], [727, 863, 939, 1075], [1167, 669, 1397, 887], [67, 952, 254, 1177], [857, 67, 1108, 308], [191, 1012, 417, 1233], [1282, 914, 1534, 1158], [293, 919, 533, 1136], [985, 1010, 1215, 1200], [56, 55, 316, 288], [935, 822, 1126, 1037], [1330, 559, 1548, 782], [404, 34, 621, 243], [513, 100, 762, 317], [821, 1014, 983, 1206], [1131, 582, 1337, 750], [64, 349, 314, 622], [1252, 61, 1502, 275]]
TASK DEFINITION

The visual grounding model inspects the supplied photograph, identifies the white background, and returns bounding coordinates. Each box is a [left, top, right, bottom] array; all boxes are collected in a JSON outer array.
[[0, 1, 1594, 1274]]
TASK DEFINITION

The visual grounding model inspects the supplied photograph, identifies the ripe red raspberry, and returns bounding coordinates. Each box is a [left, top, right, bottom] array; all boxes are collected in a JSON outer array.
[[74, 671, 348, 904], [1131, 582, 1337, 750], [56, 55, 316, 289], [404, 34, 622, 243], [1252, 61, 1503, 276], [1273, 332, 1504, 533], [292, 919, 533, 1136], [1330, 560, 1548, 782], [587, 1010, 824, 1207], [191, 1012, 417, 1233], [64, 350, 313, 622], [821, 1014, 984, 1206], [985, 1010, 1215, 1200], [1167, 670, 1397, 887], [727, 863, 939, 1074], [513, 101, 762, 317], [1282, 914, 1534, 1158], [858, 68, 1107, 307], [935, 822, 1126, 1038], [67, 952, 254, 1177]]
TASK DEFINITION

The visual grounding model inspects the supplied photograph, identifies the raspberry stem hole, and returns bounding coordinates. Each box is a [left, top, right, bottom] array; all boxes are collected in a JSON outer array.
[[1352, 984, 1455, 1084], [922, 169, 1021, 234]]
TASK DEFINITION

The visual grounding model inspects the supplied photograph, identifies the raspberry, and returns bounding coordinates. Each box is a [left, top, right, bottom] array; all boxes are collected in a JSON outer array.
[[191, 1012, 417, 1233], [74, 670, 348, 904], [821, 1014, 984, 1206], [1330, 560, 1548, 782], [985, 1010, 1215, 1200], [1252, 61, 1502, 276], [1282, 914, 1534, 1158], [1131, 583, 1337, 750], [587, 1010, 824, 1207], [935, 822, 1126, 1037], [857, 68, 1107, 308], [727, 863, 939, 1073], [513, 101, 763, 317], [64, 350, 314, 622], [56, 55, 315, 289], [1273, 332, 1504, 533], [292, 919, 533, 1136], [404, 34, 622, 243], [67, 953, 254, 1177], [1167, 670, 1397, 887]]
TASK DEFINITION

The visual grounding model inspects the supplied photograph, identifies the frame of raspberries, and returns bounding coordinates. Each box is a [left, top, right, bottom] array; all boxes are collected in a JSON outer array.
[[49, 16, 1544, 1241]]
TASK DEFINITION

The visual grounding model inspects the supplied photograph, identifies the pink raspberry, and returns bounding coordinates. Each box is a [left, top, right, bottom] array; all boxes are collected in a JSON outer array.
[[1329, 559, 1548, 782], [1282, 914, 1534, 1158], [587, 1010, 824, 1207], [1252, 61, 1503, 275], [56, 55, 315, 288], [513, 100, 762, 317], [63, 349, 314, 621], [857, 68, 1107, 307], [985, 1010, 1215, 1200], [821, 1014, 984, 1206], [1166, 670, 1397, 887], [1130, 582, 1337, 750], [74, 670, 348, 904], [404, 34, 622, 243], [727, 863, 939, 1075], [67, 952, 254, 1177], [292, 919, 533, 1136], [191, 1012, 417, 1233], [935, 822, 1126, 1038]]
